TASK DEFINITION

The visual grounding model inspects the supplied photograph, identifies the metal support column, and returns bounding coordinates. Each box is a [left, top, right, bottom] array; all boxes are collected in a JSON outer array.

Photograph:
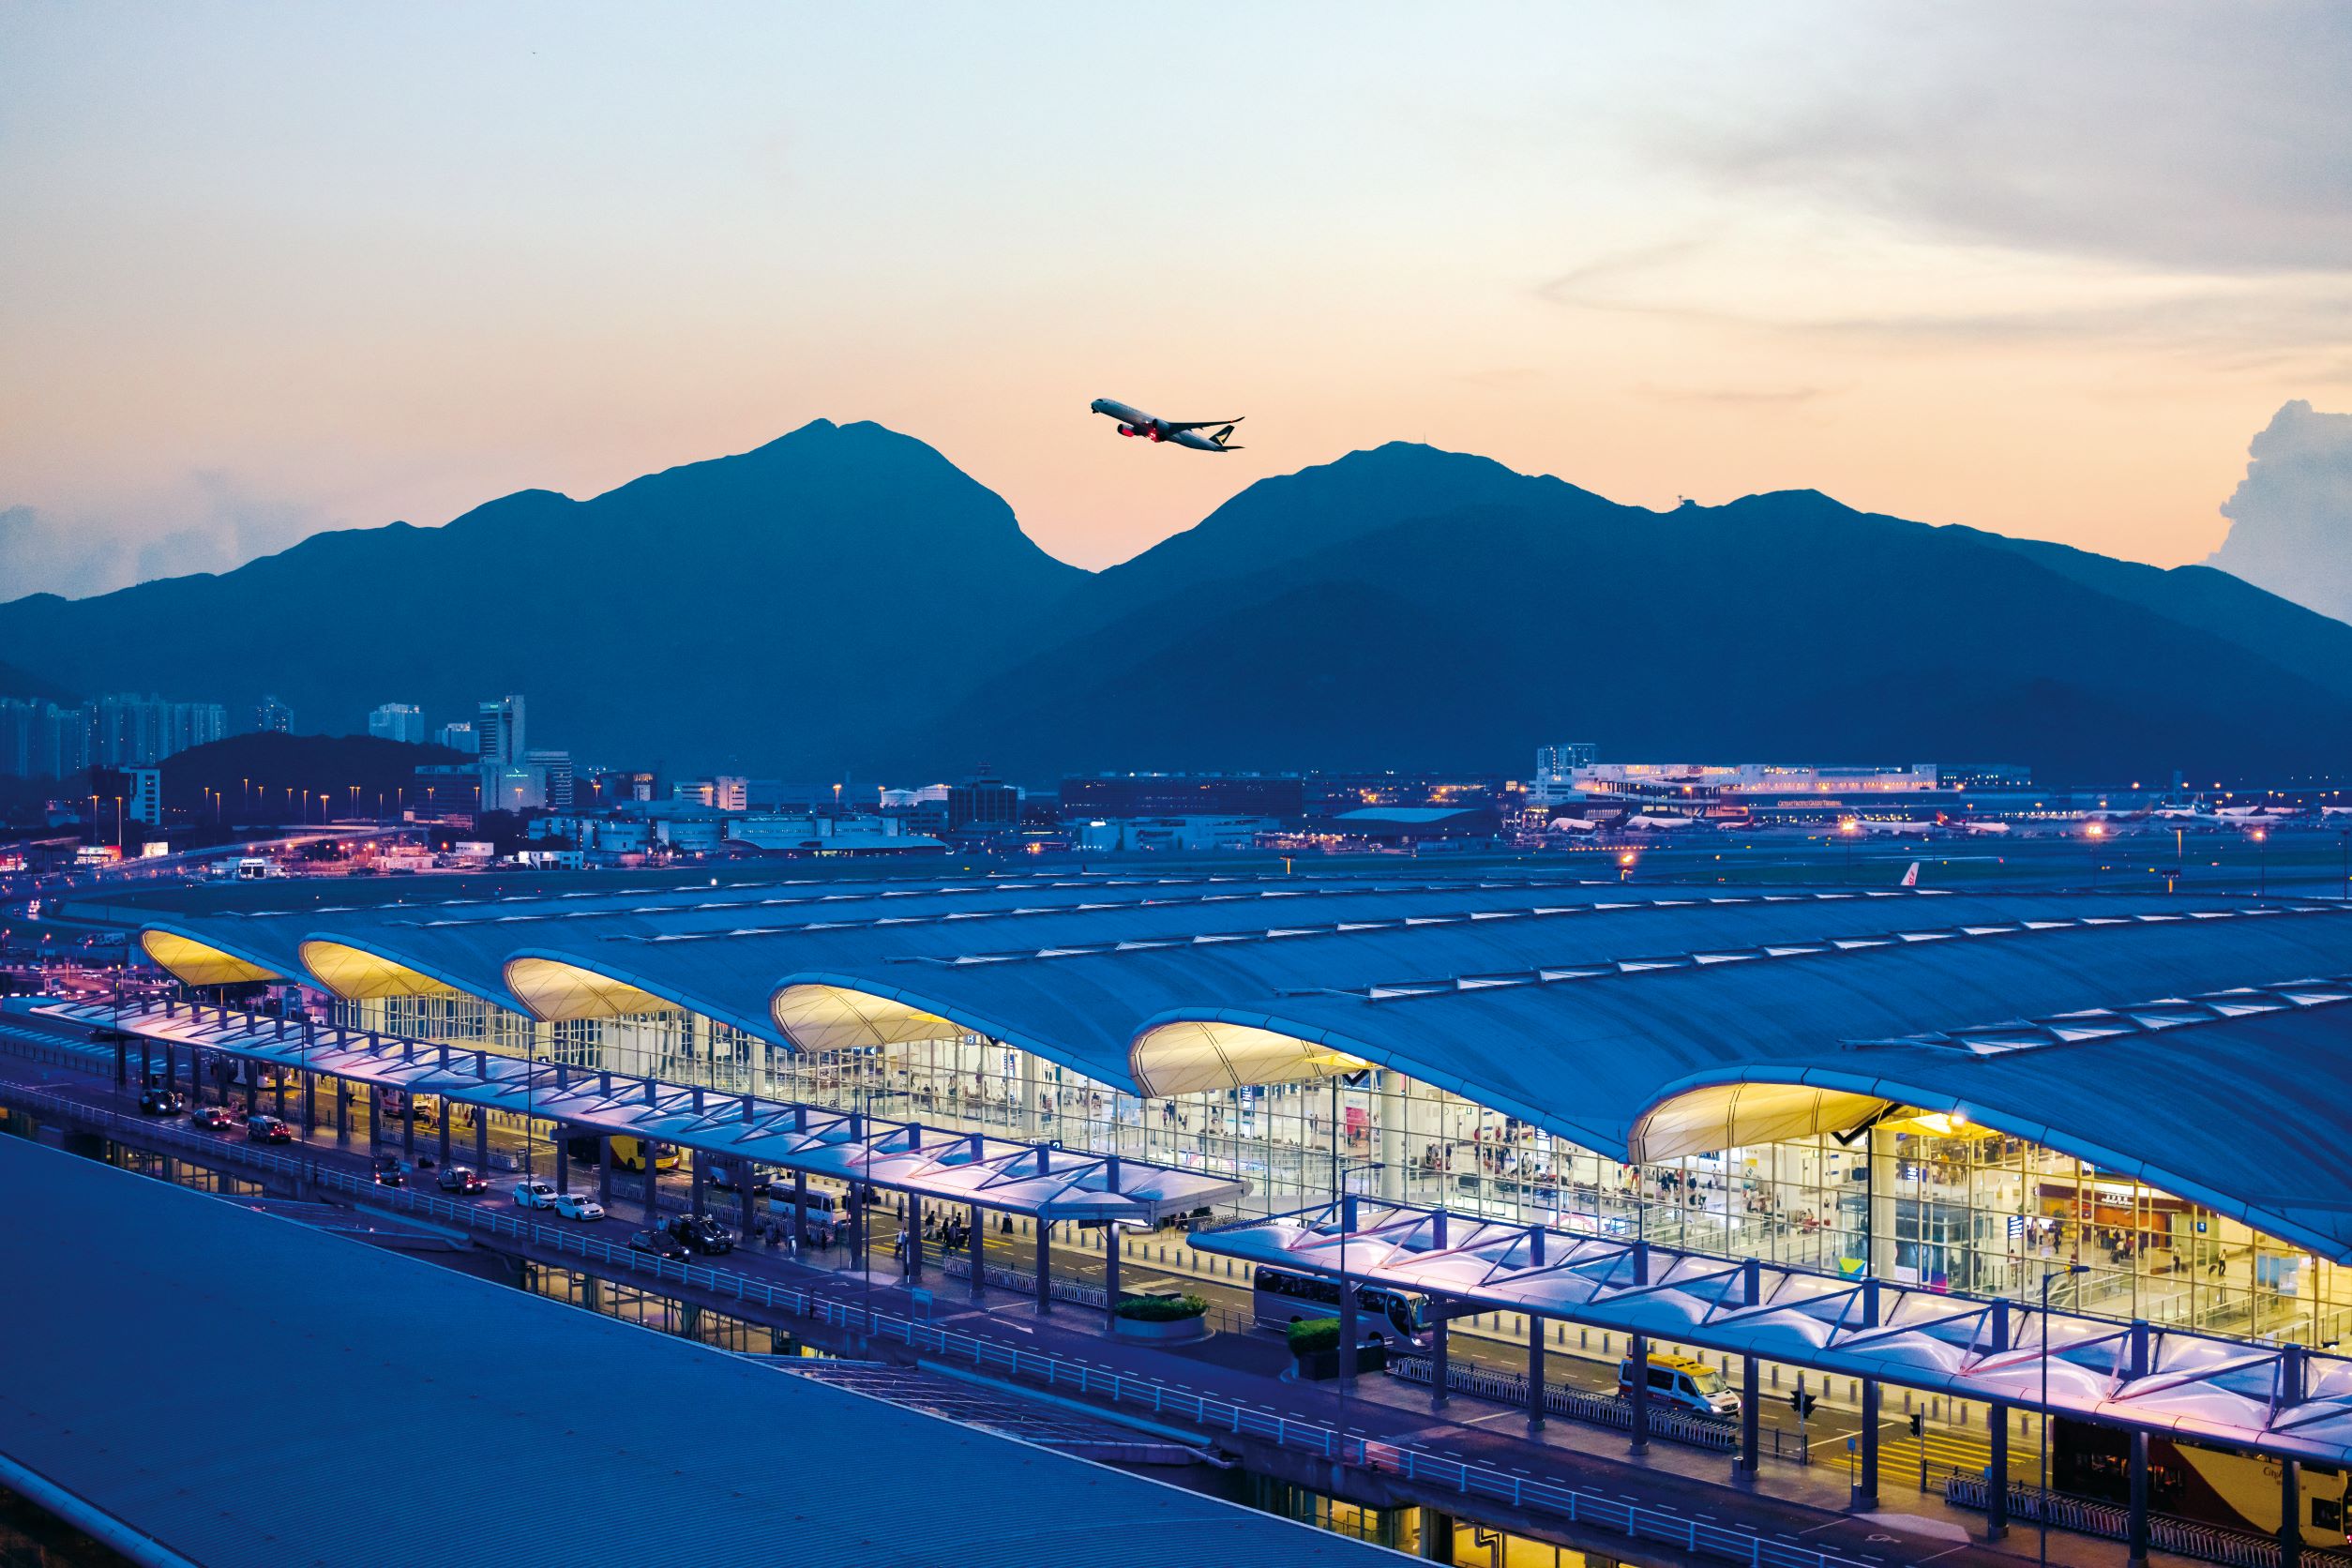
[[335, 1078, 349, 1141], [554, 1129, 569, 1195], [113, 1031, 126, 1086], [1339, 1191, 1362, 1388], [1100, 1219, 1117, 1326], [273, 1068, 285, 1119], [437, 1105, 452, 1168], [2128, 1319, 2151, 1568], [302, 1071, 316, 1134], [2283, 1343, 2306, 1568], [691, 1153, 707, 1217], [598, 1137, 613, 1209], [906, 1193, 922, 1283], [475, 1112, 489, 1173], [1035, 1218, 1052, 1314], [1527, 1314, 1547, 1429], [401, 1092, 416, 1157], [1431, 1305, 1451, 1411], [968, 1205, 985, 1299], [1855, 1275, 1883, 1510], [1630, 1240, 1651, 1451], [643, 1140, 660, 1216], [792, 1169, 808, 1250]]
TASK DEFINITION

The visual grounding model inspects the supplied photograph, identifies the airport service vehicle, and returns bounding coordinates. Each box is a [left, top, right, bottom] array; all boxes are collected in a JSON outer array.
[[436, 1166, 488, 1196], [512, 1178, 558, 1210], [189, 1105, 235, 1131], [553, 1193, 605, 1223], [707, 1162, 771, 1195], [139, 1089, 187, 1116], [667, 1214, 734, 1256], [1617, 1351, 1741, 1419], [563, 1133, 679, 1173], [628, 1229, 688, 1259], [245, 1114, 294, 1144], [1253, 1266, 1430, 1344]]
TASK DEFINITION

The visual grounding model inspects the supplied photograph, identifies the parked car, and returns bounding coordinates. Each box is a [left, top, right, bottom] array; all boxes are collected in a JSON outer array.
[[554, 1192, 605, 1223], [436, 1166, 488, 1195], [188, 1105, 235, 1131], [512, 1178, 558, 1210], [245, 1114, 294, 1144], [628, 1229, 688, 1259], [667, 1213, 735, 1256], [371, 1154, 408, 1187], [138, 1089, 187, 1116]]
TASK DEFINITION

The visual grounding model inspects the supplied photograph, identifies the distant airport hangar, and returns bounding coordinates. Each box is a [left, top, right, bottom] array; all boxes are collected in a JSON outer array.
[[120, 867, 2352, 1328]]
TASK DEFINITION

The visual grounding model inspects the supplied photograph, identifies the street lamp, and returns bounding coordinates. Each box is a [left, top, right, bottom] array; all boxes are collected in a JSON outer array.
[[2254, 827, 2269, 898], [2040, 1261, 2090, 1568]]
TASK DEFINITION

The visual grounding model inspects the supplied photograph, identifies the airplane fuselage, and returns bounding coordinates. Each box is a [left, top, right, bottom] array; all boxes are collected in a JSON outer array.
[[1091, 398, 1242, 451]]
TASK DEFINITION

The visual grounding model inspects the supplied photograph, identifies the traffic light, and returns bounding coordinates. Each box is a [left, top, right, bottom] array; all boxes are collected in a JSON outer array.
[[1788, 1390, 1818, 1419], [1909, 1411, 1925, 1439]]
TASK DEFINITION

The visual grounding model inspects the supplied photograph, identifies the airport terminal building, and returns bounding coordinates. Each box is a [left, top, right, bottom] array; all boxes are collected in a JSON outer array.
[[117, 866, 2352, 1358]]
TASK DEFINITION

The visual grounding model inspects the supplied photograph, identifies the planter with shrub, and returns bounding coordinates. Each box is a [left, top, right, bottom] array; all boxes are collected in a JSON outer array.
[[1112, 1291, 1211, 1342], [1287, 1316, 1389, 1379]]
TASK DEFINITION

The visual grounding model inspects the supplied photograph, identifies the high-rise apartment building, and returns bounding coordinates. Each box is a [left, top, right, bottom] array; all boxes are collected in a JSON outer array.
[[254, 695, 293, 734], [433, 721, 477, 755], [127, 767, 163, 826], [368, 703, 425, 744]]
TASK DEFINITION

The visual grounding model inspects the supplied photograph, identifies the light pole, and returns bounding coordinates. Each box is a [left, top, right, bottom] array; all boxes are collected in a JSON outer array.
[[2254, 828, 2269, 898], [2039, 1261, 2090, 1568]]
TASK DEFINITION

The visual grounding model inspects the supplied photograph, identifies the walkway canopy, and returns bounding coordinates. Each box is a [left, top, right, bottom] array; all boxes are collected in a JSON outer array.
[[47, 998, 1242, 1226], [1193, 1198, 2352, 1470]]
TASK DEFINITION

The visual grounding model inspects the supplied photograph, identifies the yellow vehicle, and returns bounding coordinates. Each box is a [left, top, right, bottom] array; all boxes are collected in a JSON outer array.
[[1617, 1350, 1741, 1419], [565, 1132, 681, 1173]]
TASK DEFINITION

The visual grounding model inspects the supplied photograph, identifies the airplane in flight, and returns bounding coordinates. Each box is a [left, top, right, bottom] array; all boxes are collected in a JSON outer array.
[[1091, 399, 1244, 451]]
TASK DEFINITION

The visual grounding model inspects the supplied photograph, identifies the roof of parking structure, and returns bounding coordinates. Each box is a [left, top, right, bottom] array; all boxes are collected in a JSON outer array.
[[33, 997, 1244, 1226], [0, 1135, 1399, 1568]]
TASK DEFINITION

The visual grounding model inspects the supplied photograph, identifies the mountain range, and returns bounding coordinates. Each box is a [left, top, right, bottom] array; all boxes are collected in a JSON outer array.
[[4, 419, 2348, 784]]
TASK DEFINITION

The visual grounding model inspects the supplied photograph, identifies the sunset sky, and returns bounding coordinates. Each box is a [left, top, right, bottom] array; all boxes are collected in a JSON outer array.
[[3, 3, 2347, 597]]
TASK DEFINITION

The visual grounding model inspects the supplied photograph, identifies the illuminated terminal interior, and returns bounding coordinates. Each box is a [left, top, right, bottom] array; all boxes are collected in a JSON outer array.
[[134, 872, 2352, 1350]]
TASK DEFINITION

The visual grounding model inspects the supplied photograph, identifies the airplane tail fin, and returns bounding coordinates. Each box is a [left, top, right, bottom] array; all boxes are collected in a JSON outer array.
[[1901, 862, 1920, 888], [1212, 425, 1236, 447]]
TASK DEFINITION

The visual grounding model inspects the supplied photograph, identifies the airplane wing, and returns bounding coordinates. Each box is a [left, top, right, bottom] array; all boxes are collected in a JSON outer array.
[[1165, 417, 1244, 431]]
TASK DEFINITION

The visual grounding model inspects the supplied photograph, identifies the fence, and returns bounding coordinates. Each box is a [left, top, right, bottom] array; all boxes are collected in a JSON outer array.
[[1386, 1353, 1740, 1452], [1944, 1473, 2352, 1568], [1, 1078, 1875, 1568]]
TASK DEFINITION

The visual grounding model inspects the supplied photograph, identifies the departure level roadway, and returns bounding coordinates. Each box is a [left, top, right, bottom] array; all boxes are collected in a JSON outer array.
[[8, 1028, 2073, 1559]]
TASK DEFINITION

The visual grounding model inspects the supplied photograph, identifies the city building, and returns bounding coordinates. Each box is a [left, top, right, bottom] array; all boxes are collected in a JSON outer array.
[[946, 776, 1020, 834], [475, 694, 528, 815], [254, 695, 293, 734], [522, 748, 575, 811], [1530, 742, 1597, 806], [432, 720, 477, 754], [367, 702, 425, 744], [125, 765, 161, 825], [712, 775, 748, 812], [1072, 815, 1276, 852], [475, 694, 526, 763], [1060, 773, 1308, 821]]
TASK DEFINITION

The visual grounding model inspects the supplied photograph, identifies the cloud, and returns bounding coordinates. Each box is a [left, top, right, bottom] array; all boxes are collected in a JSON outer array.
[[0, 474, 331, 603], [2206, 400, 2352, 625], [1673, 5, 2352, 277]]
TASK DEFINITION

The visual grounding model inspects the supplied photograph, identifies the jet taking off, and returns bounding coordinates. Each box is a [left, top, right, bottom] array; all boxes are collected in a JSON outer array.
[[1092, 399, 1244, 451]]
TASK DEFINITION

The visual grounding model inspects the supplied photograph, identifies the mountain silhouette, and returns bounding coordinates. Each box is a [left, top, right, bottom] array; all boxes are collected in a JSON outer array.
[[4, 428, 2347, 783]]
